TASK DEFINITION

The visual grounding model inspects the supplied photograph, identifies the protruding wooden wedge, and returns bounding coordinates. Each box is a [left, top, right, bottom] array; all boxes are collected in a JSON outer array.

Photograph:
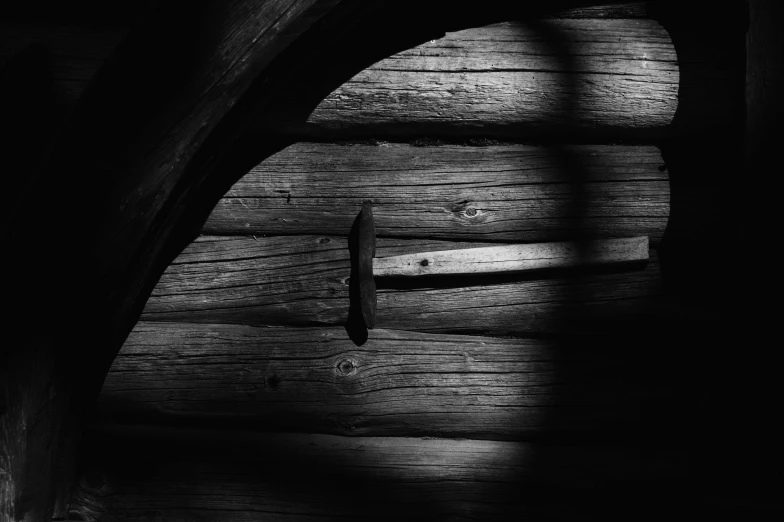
[[373, 237, 649, 277]]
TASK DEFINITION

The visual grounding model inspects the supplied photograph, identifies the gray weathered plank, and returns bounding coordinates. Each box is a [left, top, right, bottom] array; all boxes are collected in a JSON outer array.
[[140, 235, 664, 335], [69, 425, 688, 521], [205, 143, 669, 243], [372, 237, 649, 277], [256, 19, 682, 138], [98, 323, 680, 439]]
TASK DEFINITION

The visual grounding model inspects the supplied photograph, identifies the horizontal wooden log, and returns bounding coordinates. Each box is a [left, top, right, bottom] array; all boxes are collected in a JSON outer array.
[[140, 235, 665, 335], [205, 143, 670, 243], [69, 425, 689, 521], [551, 2, 648, 18], [256, 19, 683, 139], [373, 237, 649, 277], [99, 323, 685, 440]]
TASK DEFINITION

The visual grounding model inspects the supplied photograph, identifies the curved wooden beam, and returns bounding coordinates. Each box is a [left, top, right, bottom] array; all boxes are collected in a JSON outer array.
[[2, 1, 356, 517]]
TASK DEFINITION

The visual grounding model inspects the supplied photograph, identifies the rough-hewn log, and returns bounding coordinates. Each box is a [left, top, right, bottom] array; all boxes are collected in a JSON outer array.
[[98, 323, 683, 440], [140, 235, 664, 335], [257, 19, 682, 139], [205, 143, 670, 243], [68, 425, 689, 521]]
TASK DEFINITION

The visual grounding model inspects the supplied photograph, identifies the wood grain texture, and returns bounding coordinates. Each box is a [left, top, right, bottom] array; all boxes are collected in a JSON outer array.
[[550, 2, 649, 18], [68, 425, 689, 521], [256, 19, 681, 139], [98, 322, 683, 440], [373, 237, 648, 277], [140, 235, 665, 335], [205, 143, 670, 243]]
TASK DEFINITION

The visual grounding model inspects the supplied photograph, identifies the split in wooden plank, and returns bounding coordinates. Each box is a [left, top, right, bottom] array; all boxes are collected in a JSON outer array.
[[205, 143, 670, 244], [254, 19, 684, 139], [140, 235, 665, 335], [99, 322, 686, 440], [68, 424, 690, 521]]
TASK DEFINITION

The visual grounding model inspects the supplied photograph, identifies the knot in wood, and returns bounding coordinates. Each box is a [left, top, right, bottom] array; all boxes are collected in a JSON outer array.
[[337, 358, 356, 375], [449, 199, 473, 214], [448, 199, 487, 225], [265, 374, 281, 390]]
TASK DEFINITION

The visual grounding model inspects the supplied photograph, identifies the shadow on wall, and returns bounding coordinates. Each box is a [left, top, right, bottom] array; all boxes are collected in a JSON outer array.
[[2, 0, 752, 519]]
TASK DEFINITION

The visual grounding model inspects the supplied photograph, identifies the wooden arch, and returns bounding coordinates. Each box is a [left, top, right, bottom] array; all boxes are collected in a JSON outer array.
[[1, 0, 589, 518]]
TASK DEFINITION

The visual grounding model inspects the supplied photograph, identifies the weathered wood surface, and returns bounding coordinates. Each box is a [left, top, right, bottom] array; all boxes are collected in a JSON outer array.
[[373, 237, 648, 277], [0, 25, 128, 106], [140, 235, 664, 335], [68, 425, 689, 521], [205, 143, 670, 243], [257, 19, 682, 139], [551, 2, 648, 18], [98, 323, 682, 440], [1, 3, 701, 519]]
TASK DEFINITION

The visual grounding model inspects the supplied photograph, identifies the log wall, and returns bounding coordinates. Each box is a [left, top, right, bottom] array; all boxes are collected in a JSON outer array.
[[139, 235, 665, 334], [47, 2, 743, 520], [204, 143, 670, 242]]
